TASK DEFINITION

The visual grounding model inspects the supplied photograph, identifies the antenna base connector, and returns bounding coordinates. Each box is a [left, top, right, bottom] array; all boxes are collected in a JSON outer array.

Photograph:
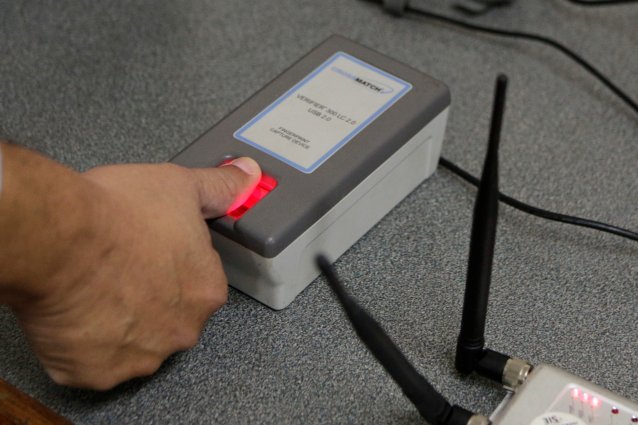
[[455, 339, 485, 375], [502, 357, 532, 390]]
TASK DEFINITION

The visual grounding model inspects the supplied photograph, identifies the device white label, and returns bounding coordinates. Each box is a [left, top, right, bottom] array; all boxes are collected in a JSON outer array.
[[529, 412, 585, 425], [234, 52, 412, 173]]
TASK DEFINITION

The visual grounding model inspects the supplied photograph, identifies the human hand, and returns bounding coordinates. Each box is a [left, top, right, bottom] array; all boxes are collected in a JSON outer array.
[[11, 158, 260, 390]]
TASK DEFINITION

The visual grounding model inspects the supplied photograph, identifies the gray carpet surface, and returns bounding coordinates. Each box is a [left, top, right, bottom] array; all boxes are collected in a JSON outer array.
[[1, 0, 636, 423]]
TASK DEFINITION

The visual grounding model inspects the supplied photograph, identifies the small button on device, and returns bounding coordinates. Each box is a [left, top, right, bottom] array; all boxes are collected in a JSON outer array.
[[219, 158, 277, 219]]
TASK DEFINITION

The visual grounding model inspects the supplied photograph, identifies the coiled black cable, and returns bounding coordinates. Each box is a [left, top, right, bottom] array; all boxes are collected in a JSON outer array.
[[403, 5, 638, 116], [439, 157, 638, 242], [390, 3, 638, 242]]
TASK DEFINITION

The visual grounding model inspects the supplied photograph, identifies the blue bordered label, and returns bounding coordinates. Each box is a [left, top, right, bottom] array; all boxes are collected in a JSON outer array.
[[234, 52, 412, 173]]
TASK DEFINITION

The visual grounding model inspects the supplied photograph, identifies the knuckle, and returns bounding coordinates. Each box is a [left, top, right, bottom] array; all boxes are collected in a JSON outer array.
[[89, 377, 120, 392], [184, 330, 200, 349], [134, 359, 163, 378], [202, 279, 228, 313], [47, 368, 115, 391], [108, 358, 164, 388], [211, 284, 228, 310], [46, 368, 73, 387], [201, 250, 229, 310], [208, 248, 224, 271], [175, 329, 200, 351], [108, 359, 163, 387]]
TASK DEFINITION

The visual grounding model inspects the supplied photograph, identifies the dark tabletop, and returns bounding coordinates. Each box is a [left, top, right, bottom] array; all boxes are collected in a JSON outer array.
[[1, 1, 636, 423]]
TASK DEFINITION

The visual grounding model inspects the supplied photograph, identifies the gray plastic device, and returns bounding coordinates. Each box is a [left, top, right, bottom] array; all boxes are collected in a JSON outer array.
[[172, 35, 450, 309]]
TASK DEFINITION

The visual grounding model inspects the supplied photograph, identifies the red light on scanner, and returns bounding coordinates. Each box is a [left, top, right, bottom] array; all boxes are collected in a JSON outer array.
[[227, 171, 277, 220]]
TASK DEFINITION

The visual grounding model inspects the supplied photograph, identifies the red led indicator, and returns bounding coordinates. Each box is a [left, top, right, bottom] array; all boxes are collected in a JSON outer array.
[[591, 397, 600, 408], [217, 158, 278, 220], [260, 174, 277, 191], [611, 407, 619, 415], [582, 393, 590, 403], [571, 388, 580, 399], [227, 172, 278, 220]]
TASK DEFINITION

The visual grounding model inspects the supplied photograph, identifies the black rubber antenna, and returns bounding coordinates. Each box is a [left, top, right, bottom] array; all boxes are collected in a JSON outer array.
[[454, 75, 531, 387], [316, 255, 487, 425]]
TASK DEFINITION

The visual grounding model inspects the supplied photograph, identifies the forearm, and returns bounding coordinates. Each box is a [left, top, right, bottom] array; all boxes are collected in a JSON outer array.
[[0, 142, 107, 307]]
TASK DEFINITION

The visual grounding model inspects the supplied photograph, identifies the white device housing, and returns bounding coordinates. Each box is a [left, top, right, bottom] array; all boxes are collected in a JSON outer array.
[[213, 108, 448, 309]]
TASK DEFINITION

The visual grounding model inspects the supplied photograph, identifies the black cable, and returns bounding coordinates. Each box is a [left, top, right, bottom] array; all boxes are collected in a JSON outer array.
[[439, 156, 638, 242], [392, 4, 638, 242], [316, 255, 477, 425], [566, 0, 638, 5], [403, 5, 638, 117], [367, 1, 638, 242]]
